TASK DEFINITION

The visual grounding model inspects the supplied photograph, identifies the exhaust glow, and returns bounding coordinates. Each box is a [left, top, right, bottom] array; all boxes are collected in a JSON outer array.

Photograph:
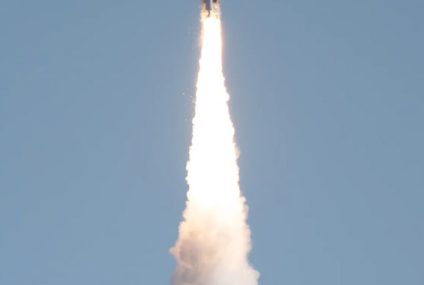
[[171, 12, 259, 285]]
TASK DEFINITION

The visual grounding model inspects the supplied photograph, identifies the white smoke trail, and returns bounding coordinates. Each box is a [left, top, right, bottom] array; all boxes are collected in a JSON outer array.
[[170, 11, 259, 285]]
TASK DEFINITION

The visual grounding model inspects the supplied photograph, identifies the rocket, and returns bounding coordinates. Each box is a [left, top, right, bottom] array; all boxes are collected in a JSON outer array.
[[202, 0, 219, 16]]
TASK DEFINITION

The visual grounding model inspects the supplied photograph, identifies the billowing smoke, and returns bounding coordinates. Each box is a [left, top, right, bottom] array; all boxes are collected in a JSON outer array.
[[170, 10, 259, 285]]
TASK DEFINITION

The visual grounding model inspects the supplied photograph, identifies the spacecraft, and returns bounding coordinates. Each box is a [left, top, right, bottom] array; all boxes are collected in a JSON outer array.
[[202, 0, 219, 16]]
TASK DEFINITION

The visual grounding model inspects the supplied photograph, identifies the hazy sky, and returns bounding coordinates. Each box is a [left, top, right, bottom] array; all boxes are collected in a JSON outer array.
[[1, 0, 423, 284]]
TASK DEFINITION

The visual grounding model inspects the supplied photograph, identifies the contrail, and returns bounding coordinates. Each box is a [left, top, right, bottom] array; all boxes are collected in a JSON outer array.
[[170, 3, 259, 285]]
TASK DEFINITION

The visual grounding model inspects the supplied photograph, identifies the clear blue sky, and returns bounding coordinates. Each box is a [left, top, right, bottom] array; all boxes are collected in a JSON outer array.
[[1, 0, 423, 284]]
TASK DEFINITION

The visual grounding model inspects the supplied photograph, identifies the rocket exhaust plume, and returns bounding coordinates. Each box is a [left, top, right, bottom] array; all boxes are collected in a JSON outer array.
[[170, 4, 259, 285]]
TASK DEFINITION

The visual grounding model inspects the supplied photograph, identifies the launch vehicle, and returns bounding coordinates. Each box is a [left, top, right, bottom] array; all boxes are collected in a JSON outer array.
[[202, 0, 219, 16]]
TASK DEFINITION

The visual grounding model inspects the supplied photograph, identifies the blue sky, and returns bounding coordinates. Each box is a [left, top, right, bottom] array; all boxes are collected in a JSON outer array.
[[1, 0, 423, 284]]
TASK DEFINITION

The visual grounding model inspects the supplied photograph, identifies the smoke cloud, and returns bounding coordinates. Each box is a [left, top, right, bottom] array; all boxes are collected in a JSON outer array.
[[170, 13, 259, 285]]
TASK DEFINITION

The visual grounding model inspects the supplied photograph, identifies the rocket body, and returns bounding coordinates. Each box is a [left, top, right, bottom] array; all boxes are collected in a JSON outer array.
[[202, 0, 219, 16]]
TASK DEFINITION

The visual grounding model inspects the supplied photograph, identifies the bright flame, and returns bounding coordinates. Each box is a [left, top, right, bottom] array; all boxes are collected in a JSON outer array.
[[171, 14, 259, 285]]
